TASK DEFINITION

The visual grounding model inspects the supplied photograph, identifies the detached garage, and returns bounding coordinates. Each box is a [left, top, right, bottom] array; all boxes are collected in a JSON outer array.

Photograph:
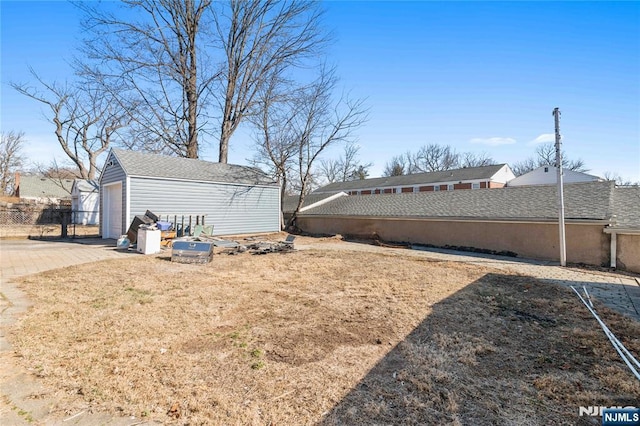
[[100, 149, 281, 239]]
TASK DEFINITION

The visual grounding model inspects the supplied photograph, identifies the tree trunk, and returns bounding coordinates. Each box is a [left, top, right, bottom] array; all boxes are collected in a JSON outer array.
[[219, 117, 233, 163]]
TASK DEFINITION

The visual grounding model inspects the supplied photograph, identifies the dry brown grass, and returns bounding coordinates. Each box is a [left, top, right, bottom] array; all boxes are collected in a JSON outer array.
[[10, 246, 640, 425], [0, 195, 20, 203]]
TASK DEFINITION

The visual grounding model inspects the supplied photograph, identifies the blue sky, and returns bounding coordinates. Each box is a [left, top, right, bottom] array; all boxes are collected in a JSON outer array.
[[2, 1, 639, 182]]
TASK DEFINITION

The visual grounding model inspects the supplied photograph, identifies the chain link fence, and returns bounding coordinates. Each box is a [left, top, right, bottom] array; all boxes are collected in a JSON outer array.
[[0, 205, 70, 225], [0, 202, 99, 238]]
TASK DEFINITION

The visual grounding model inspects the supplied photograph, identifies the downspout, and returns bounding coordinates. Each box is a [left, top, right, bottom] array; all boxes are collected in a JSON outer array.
[[609, 215, 618, 269], [610, 232, 617, 269]]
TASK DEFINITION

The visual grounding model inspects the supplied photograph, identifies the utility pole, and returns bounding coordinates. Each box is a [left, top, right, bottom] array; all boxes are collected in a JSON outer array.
[[553, 107, 567, 267]]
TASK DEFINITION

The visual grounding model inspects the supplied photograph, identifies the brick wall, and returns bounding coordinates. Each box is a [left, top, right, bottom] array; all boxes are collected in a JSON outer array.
[[295, 216, 640, 273]]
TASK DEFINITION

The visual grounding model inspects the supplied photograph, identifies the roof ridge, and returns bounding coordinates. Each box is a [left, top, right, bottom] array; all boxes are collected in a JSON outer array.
[[108, 148, 276, 186], [314, 164, 510, 193], [300, 180, 621, 223]]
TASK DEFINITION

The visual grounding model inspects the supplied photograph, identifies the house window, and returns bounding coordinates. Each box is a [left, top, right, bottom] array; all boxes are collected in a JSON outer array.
[[472, 183, 480, 189], [544, 167, 549, 173], [434, 186, 440, 191], [447, 184, 454, 191]]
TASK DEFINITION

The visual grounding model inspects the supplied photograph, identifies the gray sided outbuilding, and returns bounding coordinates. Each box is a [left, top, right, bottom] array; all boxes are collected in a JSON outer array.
[[100, 149, 280, 239]]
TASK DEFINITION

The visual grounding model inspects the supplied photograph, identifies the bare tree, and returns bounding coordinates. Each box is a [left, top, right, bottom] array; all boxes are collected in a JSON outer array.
[[289, 69, 366, 225], [384, 144, 498, 176], [460, 151, 495, 168], [0, 131, 26, 195], [408, 144, 459, 173], [249, 70, 299, 211], [511, 157, 537, 177], [41, 161, 82, 179], [317, 157, 340, 184], [79, 0, 214, 158], [12, 69, 129, 179], [383, 154, 408, 177], [603, 171, 639, 186], [534, 143, 557, 166], [512, 143, 589, 176], [252, 66, 366, 227], [318, 142, 371, 184], [214, 0, 326, 163]]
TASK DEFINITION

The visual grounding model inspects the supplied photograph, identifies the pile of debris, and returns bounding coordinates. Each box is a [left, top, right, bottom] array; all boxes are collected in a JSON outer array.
[[169, 234, 295, 263], [188, 234, 296, 255]]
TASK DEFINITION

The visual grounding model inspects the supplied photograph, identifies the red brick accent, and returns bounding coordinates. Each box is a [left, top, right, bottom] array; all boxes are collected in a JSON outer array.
[[419, 186, 433, 192], [374, 189, 381, 194], [480, 182, 487, 189], [401, 187, 413, 193], [488, 181, 505, 188], [383, 188, 393, 194], [453, 183, 472, 190], [361, 190, 372, 195]]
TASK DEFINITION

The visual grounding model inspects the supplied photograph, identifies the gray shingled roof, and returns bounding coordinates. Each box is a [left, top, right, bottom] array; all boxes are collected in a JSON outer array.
[[313, 164, 508, 194], [72, 179, 99, 193], [282, 193, 345, 213], [300, 181, 619, 222], [18, 176, 73, 199], [111, 149, 277, 186], [611, 186, 640, 229]]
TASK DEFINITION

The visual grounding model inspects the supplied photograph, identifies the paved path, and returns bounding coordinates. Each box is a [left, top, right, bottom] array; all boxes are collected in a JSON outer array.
[[0, 239, 138, 425], [0, 238, 638, 425]]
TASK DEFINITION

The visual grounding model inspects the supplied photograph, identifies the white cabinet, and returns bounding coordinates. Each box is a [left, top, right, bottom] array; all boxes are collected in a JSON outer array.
[[137, 229, 161, 255]]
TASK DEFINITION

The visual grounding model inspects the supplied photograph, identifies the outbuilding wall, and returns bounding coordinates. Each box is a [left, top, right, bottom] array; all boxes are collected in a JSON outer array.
[[129, 177, 280, 235], [295, 216, 627, 271], [72, 192, 100, 225]]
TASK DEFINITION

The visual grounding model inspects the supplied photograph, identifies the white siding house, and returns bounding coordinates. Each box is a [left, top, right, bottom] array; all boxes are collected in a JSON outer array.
[[71, 180, 100, 225], [507, 166, 603, 187], [99, 149, 280, 239]]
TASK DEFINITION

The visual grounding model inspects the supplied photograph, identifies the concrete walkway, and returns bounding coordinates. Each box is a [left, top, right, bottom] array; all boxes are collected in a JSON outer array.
[[0, 237, 638, 425], [0, 239, 137, 425]]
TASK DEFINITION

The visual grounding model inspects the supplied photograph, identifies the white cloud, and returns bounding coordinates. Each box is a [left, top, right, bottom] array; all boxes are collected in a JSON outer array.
[[529, 133, 555, 145], [469, 137, 516, 146]]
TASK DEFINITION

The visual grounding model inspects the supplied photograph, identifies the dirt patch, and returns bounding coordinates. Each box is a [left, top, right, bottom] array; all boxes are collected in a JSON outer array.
[[7, 246, 640, 424]]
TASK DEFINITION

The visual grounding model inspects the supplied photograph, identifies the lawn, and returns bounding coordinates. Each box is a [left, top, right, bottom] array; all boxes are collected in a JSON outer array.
[[10, 240, 640, 425]]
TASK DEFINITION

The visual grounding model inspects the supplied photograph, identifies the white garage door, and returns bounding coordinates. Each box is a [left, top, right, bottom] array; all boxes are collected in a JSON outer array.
[[104, 183, 123, 239]]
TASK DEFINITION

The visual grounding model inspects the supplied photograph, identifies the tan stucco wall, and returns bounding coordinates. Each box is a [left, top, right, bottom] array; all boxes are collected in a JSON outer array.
[[297, 217, 611, 267], [617, 234, 640, 273]]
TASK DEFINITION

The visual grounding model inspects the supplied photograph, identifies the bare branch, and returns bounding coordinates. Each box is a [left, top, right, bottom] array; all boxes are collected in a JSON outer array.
[[215, 0, 328, 163], [513, 143, 589, 176], [383, 154, 408, 177], [79, 0, 214, 158], [12, 68, 129, 179]]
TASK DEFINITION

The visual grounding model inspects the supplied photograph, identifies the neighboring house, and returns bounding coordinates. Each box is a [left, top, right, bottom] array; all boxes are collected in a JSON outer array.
[[295, 181, 640, 273], [312, 164, 515, 195], [99, 149, 280, 239], [507, 166, 603, 186], [71, 180, 100, 225], [15, 174, 73, 203]]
